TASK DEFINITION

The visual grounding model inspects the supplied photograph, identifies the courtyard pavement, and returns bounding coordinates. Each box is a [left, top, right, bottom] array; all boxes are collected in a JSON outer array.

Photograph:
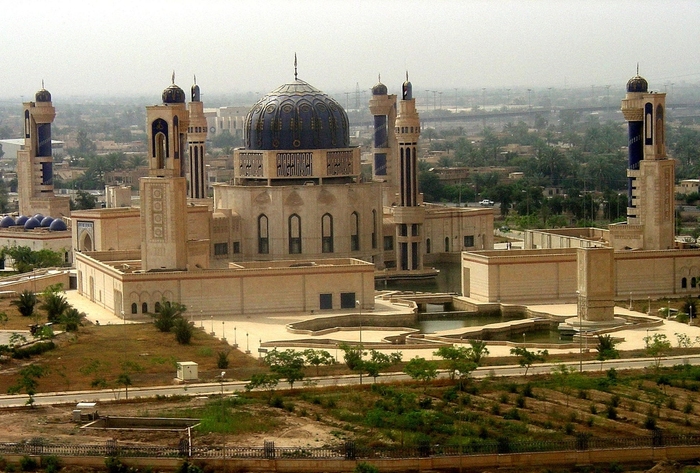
[[58, 290, 700, 363]]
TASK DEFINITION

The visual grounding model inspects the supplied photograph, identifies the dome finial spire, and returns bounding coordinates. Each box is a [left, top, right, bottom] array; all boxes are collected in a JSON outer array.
[[193, 74, 197, 85], [172, 71, 175, 85], [294, 53, 298, 80], [406, 70, 409, 82], [378, 73, 381, 83], [41, 79, 44, 89], [636, 63, 639, 76]]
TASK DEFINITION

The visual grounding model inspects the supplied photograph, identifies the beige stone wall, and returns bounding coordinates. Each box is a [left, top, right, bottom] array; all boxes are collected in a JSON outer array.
[[76, 253, 374, 317], [70, 208, 141, 252], [463, 247, 700, 303], [0, 229, 71, 265], [214, 182, 383, 264]]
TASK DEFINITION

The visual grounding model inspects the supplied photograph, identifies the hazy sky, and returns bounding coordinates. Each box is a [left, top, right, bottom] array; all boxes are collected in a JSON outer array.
[[2, 0, 699, 101]]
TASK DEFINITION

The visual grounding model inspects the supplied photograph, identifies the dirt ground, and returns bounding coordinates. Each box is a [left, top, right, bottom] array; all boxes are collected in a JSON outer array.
[[0, 397, 338, 449]]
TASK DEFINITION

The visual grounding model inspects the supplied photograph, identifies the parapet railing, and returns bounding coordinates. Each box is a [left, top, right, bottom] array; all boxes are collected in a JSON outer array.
[[1, 432, 698, 460]]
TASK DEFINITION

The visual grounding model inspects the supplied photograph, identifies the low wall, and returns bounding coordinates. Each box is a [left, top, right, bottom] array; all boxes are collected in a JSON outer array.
[[0, 270, 70, 296]]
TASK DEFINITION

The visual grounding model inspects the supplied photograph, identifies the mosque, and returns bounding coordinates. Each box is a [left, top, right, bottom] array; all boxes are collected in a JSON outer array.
[[62, 67, 492, 318]]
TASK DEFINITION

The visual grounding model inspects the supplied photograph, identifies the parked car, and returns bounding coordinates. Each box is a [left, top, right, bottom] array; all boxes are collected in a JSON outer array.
[[479, 199, 495, 207]]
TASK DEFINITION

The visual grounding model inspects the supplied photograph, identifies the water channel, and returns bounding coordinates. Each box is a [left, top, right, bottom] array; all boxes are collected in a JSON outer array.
[[378, 262, 573, 344]]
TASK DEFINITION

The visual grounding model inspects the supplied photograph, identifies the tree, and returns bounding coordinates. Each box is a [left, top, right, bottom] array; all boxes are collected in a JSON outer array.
[[8, 364, 46, 407], [466, 339, 490, 365], [339, 342, 364, 370], [245, 373, 279, 398], [595, 334, 620, 369], [264, 349, 305, 389], [116, 373, 132, 400], [61, 307, 85, 332], [39, 290, 70, 324], [303, 349, 335, 376], [12, 290, 37, 318], [644, 333, 672, 369], [2, 246, 64, 273], [151, 299, 186, 332], [434, 345, 475, 380], [363, 350, 402, 383], [173, 317, 194, 344], [404, 356, 438, 388], [510, 346, 549, 375], [71, 190, 97, 210]]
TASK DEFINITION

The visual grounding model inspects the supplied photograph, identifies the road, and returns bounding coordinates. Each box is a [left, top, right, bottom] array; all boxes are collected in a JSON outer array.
[[1, 354, 699, 408]]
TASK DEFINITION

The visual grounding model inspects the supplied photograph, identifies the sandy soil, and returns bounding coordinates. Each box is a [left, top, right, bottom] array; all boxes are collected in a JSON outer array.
[[0, 397, 339, 449]]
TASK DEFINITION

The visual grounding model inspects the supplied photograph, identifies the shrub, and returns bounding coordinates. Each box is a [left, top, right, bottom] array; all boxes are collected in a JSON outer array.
[[354, 463, 379, 473], [41, 455, 61, 473], [683, 400, 694, 414], [667, 396, 677, 410], [216, 350, 230, 369], [522, 383, 534, 397], [609, 394, 620, 408], [589, 404, 598, 415], [19, 455, 37, 471], [564, 423, 575, 435], [515, 395, 526, 408], [644, 416, 657, 430], [578, 389, 589, 400], [503, 408, 520, 420], [606, 405, 617, 420], [499, 393, 509, 404], [490, 403, 501, 415]]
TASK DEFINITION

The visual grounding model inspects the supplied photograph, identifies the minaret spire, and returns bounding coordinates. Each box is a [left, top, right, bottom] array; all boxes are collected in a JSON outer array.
[[294, 53, 298, 80], [636, 63, 639, 75], [193, 74, 197, 85], [171, 71, 175, 84]]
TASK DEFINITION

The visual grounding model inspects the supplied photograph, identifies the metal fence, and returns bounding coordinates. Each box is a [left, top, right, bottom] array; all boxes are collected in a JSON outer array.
[[1, 433, 699, 460]]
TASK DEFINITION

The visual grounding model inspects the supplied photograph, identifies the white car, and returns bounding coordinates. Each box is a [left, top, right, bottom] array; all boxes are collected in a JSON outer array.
[[479, 199, 495, 207]]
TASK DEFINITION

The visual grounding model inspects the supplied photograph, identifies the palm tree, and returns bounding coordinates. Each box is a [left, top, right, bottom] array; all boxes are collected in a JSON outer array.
[[152, 298, 186, 332], [12, 290, 37, 318], [40, 291, 70, 324]]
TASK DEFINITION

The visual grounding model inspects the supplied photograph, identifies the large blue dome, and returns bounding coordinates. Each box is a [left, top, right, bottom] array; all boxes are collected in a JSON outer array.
[[245, 79, 349, 151]]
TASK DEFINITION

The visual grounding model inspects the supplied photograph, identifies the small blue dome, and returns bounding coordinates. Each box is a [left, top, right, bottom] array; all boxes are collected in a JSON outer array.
[[15, 215, 29, 226], [372, 81, 387, 96], [24, 217, 41, 230], [0, 216, 15, 228], [627, 74, 648, 93], [35, 88, 52, 103], [163, 83, 186, 104], [33, 213, 44, 221], [40, 216, 54, 227], [49, 219, 67, 231]]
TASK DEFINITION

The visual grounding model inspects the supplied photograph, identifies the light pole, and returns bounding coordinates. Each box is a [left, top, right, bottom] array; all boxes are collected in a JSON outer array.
[[246, 332, 250, 354], [629, 292, 632, 310], [210, 315, 214, 335], [233, 327, 237, 348], [356, 300, 363, 385], [222, 321, 225, 340], [200, 310, 203, 328], [577, 290, 582, 372]]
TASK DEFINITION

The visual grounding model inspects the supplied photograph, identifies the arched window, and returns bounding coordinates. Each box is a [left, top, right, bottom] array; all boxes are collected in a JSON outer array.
[[682, 277, 688, 289], [155, 133, 166, 169], [155, 301, 162, 313], [444, 237, 450, 252], [350, 212, 360, 251], [142, 302, 148, 314], [131, 303, 137, 314], [426, 238, 431, 254], [258, 214, 269, 254], [656, 104, 664, 155], [289, 214, 301, 254], [371, 209, 377, 249], [692, 277, 697, 289], [322, 213, 334, 253]]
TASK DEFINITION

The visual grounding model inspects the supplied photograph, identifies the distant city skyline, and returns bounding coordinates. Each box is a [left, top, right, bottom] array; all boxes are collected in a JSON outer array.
[[1, 0, 699, 101]]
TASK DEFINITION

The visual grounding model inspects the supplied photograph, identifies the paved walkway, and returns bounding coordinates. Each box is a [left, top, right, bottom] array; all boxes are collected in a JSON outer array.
[[60, 290, 700, 362]]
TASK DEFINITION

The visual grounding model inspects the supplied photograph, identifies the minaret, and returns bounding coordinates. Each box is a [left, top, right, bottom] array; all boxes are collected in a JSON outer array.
[[17, 84, 70, 217], [187, 77, 208, 199], [140, 76, 189, 271], [369, 75, 398, 205], [393, 73, 425, 272], [617, 69, 675, 250]]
